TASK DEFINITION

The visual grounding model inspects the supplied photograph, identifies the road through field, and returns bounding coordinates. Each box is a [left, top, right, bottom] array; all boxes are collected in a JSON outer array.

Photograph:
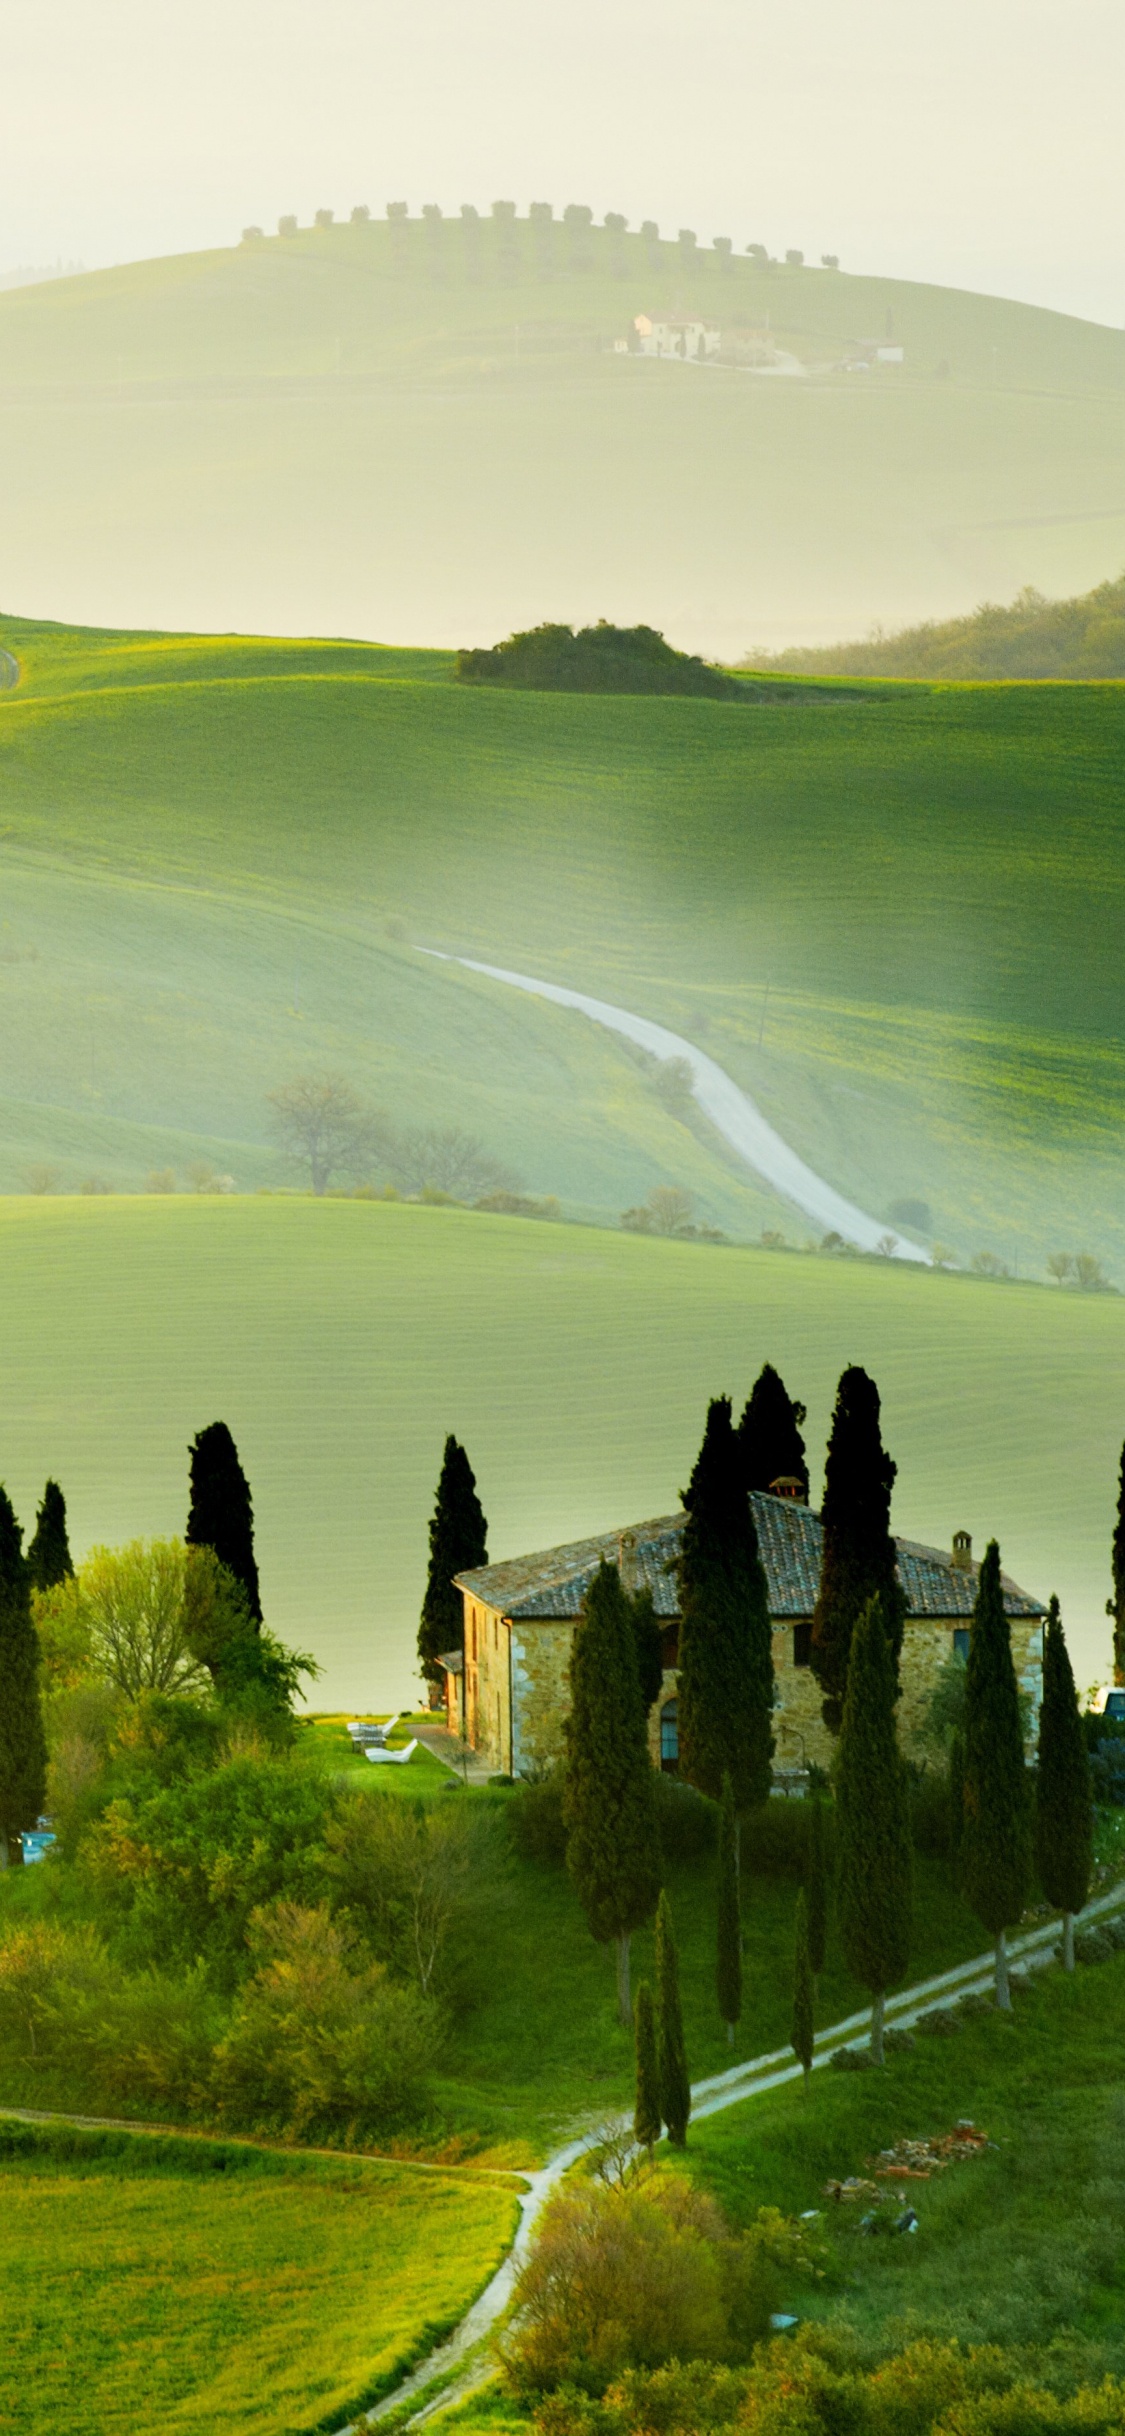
[[427, 953, 928, 1262]]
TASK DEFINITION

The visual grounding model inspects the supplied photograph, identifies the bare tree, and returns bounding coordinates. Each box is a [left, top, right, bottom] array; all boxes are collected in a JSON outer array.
[[390, 1127, 518, 1202], [267, 1074, 380, 1194], [1047, 1253, 1074, 1285], [620, 1185, 696, 1238]]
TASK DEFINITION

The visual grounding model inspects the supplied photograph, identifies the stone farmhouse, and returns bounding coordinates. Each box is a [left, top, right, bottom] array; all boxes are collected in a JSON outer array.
[[442, 1490, 1045, 1781], [633, 313, 721, 360]]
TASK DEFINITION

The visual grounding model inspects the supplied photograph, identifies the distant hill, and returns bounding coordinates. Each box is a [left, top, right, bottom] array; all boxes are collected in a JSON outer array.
[[2, 215, 1125, 653], [748, 574, 1125, 679]]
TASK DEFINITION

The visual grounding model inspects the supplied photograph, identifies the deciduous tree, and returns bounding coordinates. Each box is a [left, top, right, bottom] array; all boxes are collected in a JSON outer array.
[[563, 1561, 660, 2023], [418, 1436, 488, 1688], [26, 1481, 73, 1592], [0, 1489, 47, 1865], [960, 1540, 1032, 2008], [655, 1889, 690, 2146], [266, 1072, 378, 1194], [737, 1365, 808, 1498], [186, 1421, 262, 1623], [677, 1398, 774, 1819], [1036, 1597, 1093, 1970], [835, 1595, 911, 2062], [811, 1366, 905, 1730], [716, 1772, 741, 2044]]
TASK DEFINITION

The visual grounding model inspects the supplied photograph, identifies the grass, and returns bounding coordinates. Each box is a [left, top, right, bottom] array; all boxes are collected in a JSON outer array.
[[3, 220, 1125, 656], [0, 2119, 518, 2436], [676, 1944, 1125, 2361]]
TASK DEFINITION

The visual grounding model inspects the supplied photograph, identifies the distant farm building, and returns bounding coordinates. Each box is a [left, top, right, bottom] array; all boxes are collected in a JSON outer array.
[[634, 314, 721, 360], [443, 1493, 1045, 1781]]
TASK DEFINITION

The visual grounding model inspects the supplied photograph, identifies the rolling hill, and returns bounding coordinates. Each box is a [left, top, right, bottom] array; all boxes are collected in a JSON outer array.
[[2, 215, 1125, 653], [752, 570, 1125, 679]]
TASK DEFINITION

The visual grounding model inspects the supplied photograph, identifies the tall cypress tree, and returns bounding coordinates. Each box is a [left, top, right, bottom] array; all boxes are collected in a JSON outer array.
[[1111, 1439, 1125, 1685], [655, 1889, 690, 2148], [716, 1772, 742, 2045], [418, 1436, 488, 1688], [806, 1795, 828, 1982], [811, 1366, 906, 1732], [791, 1889, 815, 2096], [738, 1363, 809, 1498], [961, 1540, 1032, 2009], [26, 1481, 73, 1592], [186, 1422, 262, 1624], [630, 1585, 665, 1714], [0, 1489, 47, 1866], [633, 1980, 661, 2152], [835, 1594, 912, 2063], [563, 1560, 660, 2024], [677, 1397, 774, 1817], [948, 1730, 965, 1879], [1037, 1596, 1093, 1972]]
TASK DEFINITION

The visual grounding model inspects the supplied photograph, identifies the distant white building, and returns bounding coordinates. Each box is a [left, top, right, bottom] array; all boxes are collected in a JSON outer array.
[[634, 314, 721, 361]]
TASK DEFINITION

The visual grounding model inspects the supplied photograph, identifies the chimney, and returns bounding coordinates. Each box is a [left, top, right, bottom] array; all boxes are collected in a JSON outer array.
[[951, 1530, 972, 1573], [769, 1475, 807, 1504], [617, 1530, 639, 1592]]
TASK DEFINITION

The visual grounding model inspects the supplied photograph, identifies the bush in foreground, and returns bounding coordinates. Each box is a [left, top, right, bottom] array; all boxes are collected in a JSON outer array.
[[502, 2171, 823, 2396], [215, 1900, 440, 2136]]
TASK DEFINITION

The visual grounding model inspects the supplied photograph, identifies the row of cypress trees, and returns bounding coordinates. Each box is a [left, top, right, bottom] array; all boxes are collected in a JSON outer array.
[[0, 1423, 263, 1864]]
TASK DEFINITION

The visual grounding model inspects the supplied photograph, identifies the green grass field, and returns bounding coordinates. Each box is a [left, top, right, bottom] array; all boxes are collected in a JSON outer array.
[[0, 2122, 517, 2436], [0, 1193, 1120, 1707], [3, 219, 1125, 653]]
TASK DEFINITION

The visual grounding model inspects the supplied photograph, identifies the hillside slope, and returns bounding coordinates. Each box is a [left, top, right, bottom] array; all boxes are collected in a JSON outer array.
[[753, 571, 1125, 678], [3, 218, 1125, 652], [0, 613, 1123, 1277]]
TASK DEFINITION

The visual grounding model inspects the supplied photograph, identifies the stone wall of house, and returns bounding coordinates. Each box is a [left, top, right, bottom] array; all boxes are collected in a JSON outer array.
[[463, 1602, 1045, 1780], [464, 1598, 511, 1774], [511, 1620, 572, 1773]]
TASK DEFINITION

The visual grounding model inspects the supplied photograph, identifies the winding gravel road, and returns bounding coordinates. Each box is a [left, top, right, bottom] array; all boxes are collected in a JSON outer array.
[[425, 952, 927, 1262]]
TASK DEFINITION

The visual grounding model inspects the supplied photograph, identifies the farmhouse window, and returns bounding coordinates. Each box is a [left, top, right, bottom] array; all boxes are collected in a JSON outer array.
[[793, 1623, 812, 1668], [953, 1628, 970, 1660], [660, 1699, 679, 1772]]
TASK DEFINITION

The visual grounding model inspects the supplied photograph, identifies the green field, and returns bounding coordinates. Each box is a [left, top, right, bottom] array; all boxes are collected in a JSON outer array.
[[0, 2122, 516, 2436], [1, 614, 1124, 1283], [3, 219, 1125, 654], [0, 1196, 1120, 1706]]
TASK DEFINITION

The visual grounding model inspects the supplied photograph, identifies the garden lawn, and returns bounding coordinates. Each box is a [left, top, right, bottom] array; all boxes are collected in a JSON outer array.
[[0, 2122, 518, 2436]]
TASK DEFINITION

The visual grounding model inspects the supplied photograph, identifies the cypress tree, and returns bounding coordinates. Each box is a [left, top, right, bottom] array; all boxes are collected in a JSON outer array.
[[835, 1594, 912, 2063], [655, 1889, 690, 2147], [630, 1585, 665, 1714], [1036, 1596, 1093, 1972], [1112, 1438, 1125, 1685], [0, 1489, 47, 1866], [948, 1729, 965, 1878], [960, 1539, 1032, 2009], [806, 1795, 828, 1981], [633, 1980, 661, 2151], [791, 1888, 815, 2096], [563, 1560, 660, 2024], [186, 1422, 262, 1624], [26, 1481, 73, 1593], [716, 1772, 742, 2044], [811, 1366, 906, 1732], [677, 1397, 774, 1817], [418, 1436, 488, 1688], [738, 1363, 809, 1498]]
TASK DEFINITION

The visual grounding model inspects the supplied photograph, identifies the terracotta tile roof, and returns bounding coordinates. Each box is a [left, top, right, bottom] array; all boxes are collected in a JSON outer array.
[[455, 1495, 1045, 1624]]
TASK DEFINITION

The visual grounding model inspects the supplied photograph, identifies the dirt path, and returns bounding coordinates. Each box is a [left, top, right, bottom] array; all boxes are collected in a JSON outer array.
[[422, 951, 928, 1263]]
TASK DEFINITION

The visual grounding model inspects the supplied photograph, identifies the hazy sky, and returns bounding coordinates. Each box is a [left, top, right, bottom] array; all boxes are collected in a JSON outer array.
[[3, 0, 1123, 324]]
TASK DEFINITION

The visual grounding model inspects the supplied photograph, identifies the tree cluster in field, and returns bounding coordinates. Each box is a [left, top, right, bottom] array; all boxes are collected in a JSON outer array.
[[266, 1073, 523, 1202], [251, 203, 841, 285], [750, 571, 1125, 682], [456, 622, 743, 699], [619, 1185, 725, 1243]]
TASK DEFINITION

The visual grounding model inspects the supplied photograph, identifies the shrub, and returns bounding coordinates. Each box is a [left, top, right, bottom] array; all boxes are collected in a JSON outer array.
[[0, 1918, 218, 2111], [829, 2045, 872, 2070], [503, 2174, 819, 2396], [509, 1768, 569, 1866], [323, 1790, 503, 2000], [653, 1772, 716, 1863], [215, 1900, 439, 2135]]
